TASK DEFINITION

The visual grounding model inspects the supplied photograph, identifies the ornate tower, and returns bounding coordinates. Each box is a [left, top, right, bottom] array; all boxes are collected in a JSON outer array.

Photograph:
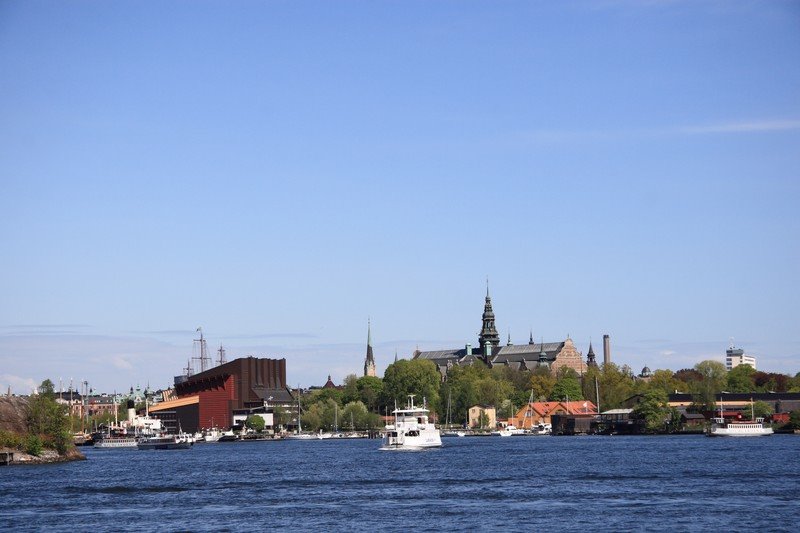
[[587, 341, 597, 367], [478, 281, 500, 356], [364, 319, 377, 377]]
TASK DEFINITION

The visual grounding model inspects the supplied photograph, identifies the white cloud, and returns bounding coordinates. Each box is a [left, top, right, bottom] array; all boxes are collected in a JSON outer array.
[[112, 356, 134, 370], [679, 119, 800, 135]]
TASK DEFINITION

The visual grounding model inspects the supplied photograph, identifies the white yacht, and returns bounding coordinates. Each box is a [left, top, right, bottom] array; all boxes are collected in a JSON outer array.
[[381, 395, 442, 450]]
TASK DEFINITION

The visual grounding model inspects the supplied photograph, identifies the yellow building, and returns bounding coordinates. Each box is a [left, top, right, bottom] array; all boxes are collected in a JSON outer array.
[[468, 405, 496, 429]]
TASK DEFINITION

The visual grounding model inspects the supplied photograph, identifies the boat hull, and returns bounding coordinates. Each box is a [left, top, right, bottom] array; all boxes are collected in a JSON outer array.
[[93, 438, 138, 449], [137, 441, 193, 450]]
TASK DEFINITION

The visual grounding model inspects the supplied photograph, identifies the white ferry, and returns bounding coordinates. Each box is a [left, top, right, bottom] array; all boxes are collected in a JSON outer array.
[[137, 434, 194, 450], [381, 395, 442, 450], [706, 401, 774, 437], [93, 434, 139, 449], [707, 416, 774, 437]]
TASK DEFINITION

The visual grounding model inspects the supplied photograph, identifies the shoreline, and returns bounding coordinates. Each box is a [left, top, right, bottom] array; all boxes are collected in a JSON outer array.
[[1, 447, 86, 466]]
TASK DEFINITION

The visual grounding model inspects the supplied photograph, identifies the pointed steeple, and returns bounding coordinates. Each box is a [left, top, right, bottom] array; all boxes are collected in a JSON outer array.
[[478, 279, 500, 354], [587, 339, 597, 367], [364, 318, 376, 377], [507, 330, 513, 346], [529, 329, 534, 345]]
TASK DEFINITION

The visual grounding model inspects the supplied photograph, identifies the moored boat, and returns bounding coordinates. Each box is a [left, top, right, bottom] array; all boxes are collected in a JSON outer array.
[[381, 395, 442, 450], [137, 434, 193, 450], [93, 434, 139, 449], [706, 399, 774, 437]]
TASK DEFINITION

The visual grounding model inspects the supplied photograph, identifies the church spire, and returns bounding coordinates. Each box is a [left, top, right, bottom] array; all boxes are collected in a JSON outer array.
[[587, 339, 597, 367], [478, 280, 500, 356], [364, 318, 376, 377]]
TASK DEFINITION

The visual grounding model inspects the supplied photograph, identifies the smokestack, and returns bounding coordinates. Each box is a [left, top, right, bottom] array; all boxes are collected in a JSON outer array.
[[603, 334, 611, 365], [127, 399, 136, 422]]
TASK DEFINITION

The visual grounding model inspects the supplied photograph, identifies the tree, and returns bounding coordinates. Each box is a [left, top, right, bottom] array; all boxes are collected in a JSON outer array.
[[245, 415, 265, 432], [341, 374, 360, 405], [551, 367, 583, 402], [310, 387, 343, 407], [632, 389, 672, 433], [726, 364, 755, 393], [26, 379, 71, 454], [356, 376, 383, 412], [648, 369, 682, 396], [478, 410, 489, 429], [530, 366, 556, 401], [381, 359, 441, 414], [272, 405, 290, 431], [692, 360, 727, 410], [788, 410, 800, 430], [597, 363, 635, 410], [748, 401, 773, 420], [341, 401, 381, 430]]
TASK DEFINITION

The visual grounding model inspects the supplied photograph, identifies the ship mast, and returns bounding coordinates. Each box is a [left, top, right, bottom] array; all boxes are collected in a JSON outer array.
[[193, 327, 211, 373], [217, 344, 227, 366]]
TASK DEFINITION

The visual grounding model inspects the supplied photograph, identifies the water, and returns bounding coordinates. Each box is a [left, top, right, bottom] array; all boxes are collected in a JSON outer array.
[[1, 435, 798, 532]]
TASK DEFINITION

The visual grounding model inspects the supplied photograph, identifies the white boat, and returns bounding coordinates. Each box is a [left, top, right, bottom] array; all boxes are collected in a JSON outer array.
[[707, 399, 773, 437], [490, 428, 513, 437], [530, 423, 552, 436], [93, 434, 139, 449], [200, 427, 223, 442], [707, 417, 774, 437], [381, 394, 442, 450], [137, 434, 193, 450]]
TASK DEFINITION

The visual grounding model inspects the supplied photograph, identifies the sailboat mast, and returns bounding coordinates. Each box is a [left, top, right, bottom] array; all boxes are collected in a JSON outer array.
[[595, 376, 601, 414]]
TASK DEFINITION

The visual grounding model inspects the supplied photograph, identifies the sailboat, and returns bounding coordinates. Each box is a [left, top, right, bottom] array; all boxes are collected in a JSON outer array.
[[441, 391, 465, 437], [285, 387, 318, 440]]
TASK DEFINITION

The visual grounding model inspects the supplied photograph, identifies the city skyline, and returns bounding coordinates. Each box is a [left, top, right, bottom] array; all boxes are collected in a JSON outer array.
[[2, 1, 799, 392]]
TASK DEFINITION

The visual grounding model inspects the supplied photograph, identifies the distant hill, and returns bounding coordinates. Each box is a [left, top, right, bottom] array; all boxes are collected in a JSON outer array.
[[0, 396, 30, 434]]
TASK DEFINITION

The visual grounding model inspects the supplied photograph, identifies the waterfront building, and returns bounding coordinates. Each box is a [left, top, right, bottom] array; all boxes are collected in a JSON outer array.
[[467, 405, 497, 429], [508, 400, 598, 428], [364, 320, 377, 377], [149, 356, 294, 433], [726, 345, 757, 370]]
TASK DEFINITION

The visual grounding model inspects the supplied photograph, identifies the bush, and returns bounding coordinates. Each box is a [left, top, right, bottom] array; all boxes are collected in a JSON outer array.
[[789, 410, 800, 430], [0, 430, 23, 450], [25, 434, 43, 456], [245, 415, 265, 433]]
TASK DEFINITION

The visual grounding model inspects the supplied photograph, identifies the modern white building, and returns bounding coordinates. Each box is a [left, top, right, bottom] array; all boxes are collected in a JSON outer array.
[[726, 346, 756, 371]]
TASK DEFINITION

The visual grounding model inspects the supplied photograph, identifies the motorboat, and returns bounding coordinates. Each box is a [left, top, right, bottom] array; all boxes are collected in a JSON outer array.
[[381, 395, 442, 450], [200, 427, 223, 443], [490, 428, 512, 437]]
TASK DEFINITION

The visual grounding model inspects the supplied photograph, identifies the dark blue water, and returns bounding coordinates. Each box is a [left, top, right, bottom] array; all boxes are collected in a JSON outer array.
[[1, 435, 798, 532]]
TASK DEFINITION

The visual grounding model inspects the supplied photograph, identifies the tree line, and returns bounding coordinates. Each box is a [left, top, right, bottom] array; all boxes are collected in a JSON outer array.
[[296, 358, 800, 431]]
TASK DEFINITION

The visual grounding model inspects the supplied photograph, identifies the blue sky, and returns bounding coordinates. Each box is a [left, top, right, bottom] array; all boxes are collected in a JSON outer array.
[[1, 1, 799, 393]]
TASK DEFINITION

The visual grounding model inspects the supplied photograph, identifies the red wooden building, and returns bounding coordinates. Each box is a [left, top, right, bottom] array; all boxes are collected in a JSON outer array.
[[150, 356, 293, 433]]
